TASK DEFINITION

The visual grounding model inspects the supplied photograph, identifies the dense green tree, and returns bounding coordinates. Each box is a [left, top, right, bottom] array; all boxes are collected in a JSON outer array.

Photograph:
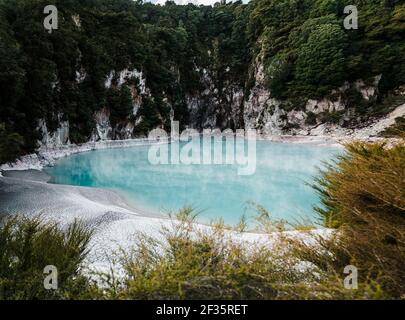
[[108, 85, 134, 126], [295, 23, 347, 97], [0, 123, 24, 164]]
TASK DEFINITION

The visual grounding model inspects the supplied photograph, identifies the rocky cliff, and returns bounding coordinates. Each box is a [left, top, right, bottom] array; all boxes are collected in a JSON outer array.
[[38, 61, 405, 147]]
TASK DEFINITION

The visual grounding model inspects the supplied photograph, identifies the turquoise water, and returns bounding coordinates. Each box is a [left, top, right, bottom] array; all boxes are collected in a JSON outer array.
[[45, 140, 341, 225]]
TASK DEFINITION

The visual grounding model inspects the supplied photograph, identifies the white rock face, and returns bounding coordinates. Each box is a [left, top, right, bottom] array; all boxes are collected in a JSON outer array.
[[305, 98, 345, 115], [245, 94, 288, 135], [93, 107, 112, 141], [75, 69, 86, 83], [104, 69, 149, 95], [243, 57, 287, 135], [354, 75, 381, 101], [116, 122, 135, 140], [102, 68, 151, 138], [186, 67, 219, 128], [72, 14, 81, 28], [287, 110, 306, 123], [28, 62, 394, 153], [38, 117, 70, 147], [229, 87, 244, 127], [241, 56, 385, 135]]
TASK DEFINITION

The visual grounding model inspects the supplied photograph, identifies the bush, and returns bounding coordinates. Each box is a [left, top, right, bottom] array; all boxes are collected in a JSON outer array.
[[295, 24, 347, 97], [0, 123, 24, 164], [318, 110, 345, 124], [99, 207, 314, 300], [0, 215, 94, 300], [308, 143, 405, 298], [305, 111, 317, 126]]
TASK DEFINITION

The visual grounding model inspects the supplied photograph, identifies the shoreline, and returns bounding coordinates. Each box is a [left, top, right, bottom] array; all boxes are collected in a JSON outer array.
[[0, 134, 341, 231], [0, 135, 341, 173], [1, 131, 402, 174], [0, 138, 168, 173]]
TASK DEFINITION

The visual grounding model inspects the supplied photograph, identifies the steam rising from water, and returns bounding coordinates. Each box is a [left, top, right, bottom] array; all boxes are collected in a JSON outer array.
[[45, 140, 340, 225]]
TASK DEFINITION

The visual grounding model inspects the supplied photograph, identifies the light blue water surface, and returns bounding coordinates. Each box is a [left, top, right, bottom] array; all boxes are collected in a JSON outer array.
[[45, 139, 341, 225]]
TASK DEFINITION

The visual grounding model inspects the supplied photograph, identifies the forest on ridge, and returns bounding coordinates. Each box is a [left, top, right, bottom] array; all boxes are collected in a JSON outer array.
[[0, 0, 404, 163]]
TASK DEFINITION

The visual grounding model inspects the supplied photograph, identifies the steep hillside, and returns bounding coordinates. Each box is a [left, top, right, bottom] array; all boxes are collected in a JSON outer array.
[[0, 0, 404, 163]]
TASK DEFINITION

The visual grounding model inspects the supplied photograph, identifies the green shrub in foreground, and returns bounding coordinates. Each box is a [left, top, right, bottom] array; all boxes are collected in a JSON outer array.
[[305, 142, 405, 298], [98, 208, 311, 300], [98, 210, 392, 300], [0, 215, 94, 300]]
